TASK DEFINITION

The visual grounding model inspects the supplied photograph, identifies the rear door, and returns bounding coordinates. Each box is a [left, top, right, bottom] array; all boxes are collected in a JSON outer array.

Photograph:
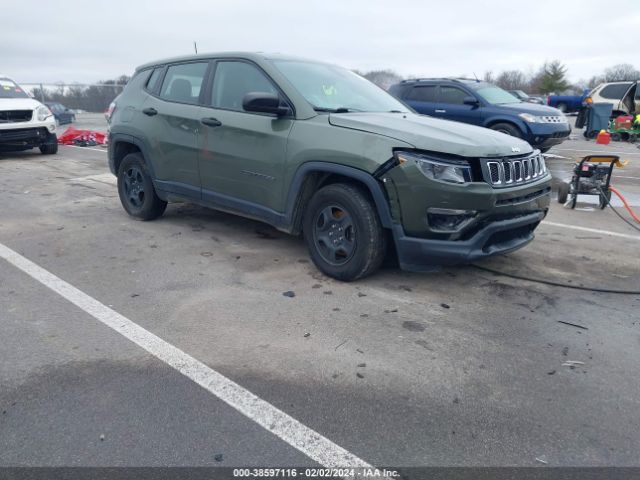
[[140, 61, 210, 197], [433, 85, 483, 125], [198, 59, 293, 213], [402, 84, 437, 115]]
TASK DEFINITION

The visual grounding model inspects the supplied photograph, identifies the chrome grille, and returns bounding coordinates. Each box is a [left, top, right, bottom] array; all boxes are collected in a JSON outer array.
[[0, 110, 32, 123], [540, 115, 566, 123], [484, 153, 547, 187]]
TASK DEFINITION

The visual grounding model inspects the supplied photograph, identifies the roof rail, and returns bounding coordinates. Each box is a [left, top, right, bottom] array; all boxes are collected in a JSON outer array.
[[400, 77, 482, 84]]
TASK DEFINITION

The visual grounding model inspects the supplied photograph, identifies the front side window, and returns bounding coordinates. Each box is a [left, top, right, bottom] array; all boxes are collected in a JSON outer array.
[[272, 60, 409, 113], [211, 61, 277, 111], [0, 77, 29, 99], [439, 86, 469, 105], [159, 62, 208, 104]]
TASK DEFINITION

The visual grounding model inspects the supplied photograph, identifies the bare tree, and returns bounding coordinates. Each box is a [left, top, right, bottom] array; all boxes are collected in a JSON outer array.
[[603, 64, 640, 81], [495, 70, 528, 91], [359, 69, 402, 90]]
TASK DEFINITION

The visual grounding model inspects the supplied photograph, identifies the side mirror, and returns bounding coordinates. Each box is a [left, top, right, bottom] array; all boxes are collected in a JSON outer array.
[[463, 96, 480, 106], [242, 92, 289, 116]]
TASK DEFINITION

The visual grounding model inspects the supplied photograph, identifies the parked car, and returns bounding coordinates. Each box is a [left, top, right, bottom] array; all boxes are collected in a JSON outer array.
[[0, 74, 58, 154], [509, 90, 544, 104], [45, 102, 75, 125], [547, 89, 590, 113], [585, 81, 638, 116], [389, 78, 570, 152], [108, 53, 550, 280]]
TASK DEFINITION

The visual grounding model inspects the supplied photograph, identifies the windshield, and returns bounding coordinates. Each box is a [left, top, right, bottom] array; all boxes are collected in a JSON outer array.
[[272, 60, 409, 113], [475, 85, 521, 105], [0, 78, 29, 99]]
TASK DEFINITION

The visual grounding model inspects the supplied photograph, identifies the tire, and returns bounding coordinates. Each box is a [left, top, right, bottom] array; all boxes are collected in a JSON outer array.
[[303, 183, 386, 281], [557, 182, 569, 204], [117, 152, 167, 220], [490, 122, 522, 138], [629, 134, 638, 144], [611, 133, 621, 142], [39, 134, 58, 155], [556, 103, 568, 113]]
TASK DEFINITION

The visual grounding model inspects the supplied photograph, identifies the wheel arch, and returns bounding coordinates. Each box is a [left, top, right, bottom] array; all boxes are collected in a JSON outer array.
[[284, 162, 395, 236], [108, 133, 157, 179]]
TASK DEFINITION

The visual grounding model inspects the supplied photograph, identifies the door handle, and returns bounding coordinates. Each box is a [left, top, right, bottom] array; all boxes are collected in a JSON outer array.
[[201, 117, 222, 127], [435, 109, 447, 113], [142, 107, 158, 116]]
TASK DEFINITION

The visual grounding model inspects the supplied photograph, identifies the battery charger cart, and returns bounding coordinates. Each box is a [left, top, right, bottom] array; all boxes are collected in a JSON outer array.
[[557, 155, 624, 209]]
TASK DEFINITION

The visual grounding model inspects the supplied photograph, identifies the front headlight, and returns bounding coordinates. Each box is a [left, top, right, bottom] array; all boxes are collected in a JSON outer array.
[[36, 105, 53, 122], [518, 113, 539, 123], [395, 151, 472, 184], [519, 112, 568, 124]]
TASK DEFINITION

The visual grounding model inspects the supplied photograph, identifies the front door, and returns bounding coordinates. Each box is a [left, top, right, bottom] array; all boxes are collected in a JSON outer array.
[[434, 85, 482, 125], [198, 60, 293, 213]]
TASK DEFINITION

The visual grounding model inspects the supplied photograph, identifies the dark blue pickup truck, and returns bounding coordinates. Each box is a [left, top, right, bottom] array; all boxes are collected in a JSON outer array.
[[389, 78, 571, 152], [546, 89, 590, 113]]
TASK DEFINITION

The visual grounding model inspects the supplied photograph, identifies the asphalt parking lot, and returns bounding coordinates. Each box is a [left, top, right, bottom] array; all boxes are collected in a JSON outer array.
[[1, 115, 640, 469]]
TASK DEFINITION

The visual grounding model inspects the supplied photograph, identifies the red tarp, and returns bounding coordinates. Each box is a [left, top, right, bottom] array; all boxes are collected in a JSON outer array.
[[58, 127, 107, 146]]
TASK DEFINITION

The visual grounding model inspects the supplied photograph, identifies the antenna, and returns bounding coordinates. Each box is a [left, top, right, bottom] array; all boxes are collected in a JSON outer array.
[[473, 72, 479, 82], [193, 41, 198, 54]]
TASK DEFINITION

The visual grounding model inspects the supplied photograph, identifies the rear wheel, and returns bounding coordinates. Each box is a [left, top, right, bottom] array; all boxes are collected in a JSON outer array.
[[599, 189, 611, 209], [490, 122, 522, 138], [117, 153, 167, 220], [611, 133, 622, 141], [303, 183, 386, 281], [629, 134, 638, 143]]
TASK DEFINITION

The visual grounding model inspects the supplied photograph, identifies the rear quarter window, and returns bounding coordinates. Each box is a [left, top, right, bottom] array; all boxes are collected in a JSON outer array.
[[406, 85, 437, 102]]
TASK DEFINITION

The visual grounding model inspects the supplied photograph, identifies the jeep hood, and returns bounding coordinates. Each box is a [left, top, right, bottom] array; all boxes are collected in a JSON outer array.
[[328, 112, 533, 157], [0, 97, 43, 111]]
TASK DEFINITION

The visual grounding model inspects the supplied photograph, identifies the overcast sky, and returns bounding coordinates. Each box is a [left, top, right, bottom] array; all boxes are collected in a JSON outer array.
[[2, 0, 639, 85]]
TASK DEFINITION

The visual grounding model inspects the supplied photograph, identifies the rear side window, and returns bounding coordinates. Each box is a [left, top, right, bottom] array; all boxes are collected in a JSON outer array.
[[439, 86, 468, 104], [159, 62, 208, 104], [146, 68, 163, 93], [211, 61, 277, 111], [599, 83, 632, 99], [406, 85, 436, 102]]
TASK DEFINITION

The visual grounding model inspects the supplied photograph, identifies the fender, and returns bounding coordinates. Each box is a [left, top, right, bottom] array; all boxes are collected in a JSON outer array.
[[108, 132, 158, 180], [283, 161, 395, 230]]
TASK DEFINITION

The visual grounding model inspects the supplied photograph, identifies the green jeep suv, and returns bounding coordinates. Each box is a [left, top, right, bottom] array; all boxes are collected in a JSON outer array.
[[108, 52, 551, 281]]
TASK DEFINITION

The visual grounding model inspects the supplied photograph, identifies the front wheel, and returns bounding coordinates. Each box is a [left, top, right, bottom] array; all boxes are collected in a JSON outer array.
[[303, 183, 387, 281], [490, 122, 522, 138], [39, 134, 58, 155], [117, 153, 167, 220]]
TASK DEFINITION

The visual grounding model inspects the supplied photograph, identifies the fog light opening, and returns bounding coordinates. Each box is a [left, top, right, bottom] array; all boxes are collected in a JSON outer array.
[[427, 208, 477, 233]]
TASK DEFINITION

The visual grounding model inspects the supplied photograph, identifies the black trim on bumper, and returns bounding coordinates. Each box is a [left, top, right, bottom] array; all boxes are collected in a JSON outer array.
[[394, 211, 545, 271]]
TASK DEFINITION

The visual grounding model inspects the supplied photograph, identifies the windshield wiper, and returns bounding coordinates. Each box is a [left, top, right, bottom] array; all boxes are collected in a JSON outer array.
[[312, 106, 361, 113]]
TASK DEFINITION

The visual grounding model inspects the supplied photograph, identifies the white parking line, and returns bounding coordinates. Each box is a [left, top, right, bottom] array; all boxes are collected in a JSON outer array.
[[0, 242, 371, 469], [541, 221, 640, 241], [63, 145, 108, 153], [550, 148, 640, 156]]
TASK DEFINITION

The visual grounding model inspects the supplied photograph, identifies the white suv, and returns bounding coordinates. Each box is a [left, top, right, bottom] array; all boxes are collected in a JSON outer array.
[[0, 75, 58, 154], [585, 81, 638, 116]]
